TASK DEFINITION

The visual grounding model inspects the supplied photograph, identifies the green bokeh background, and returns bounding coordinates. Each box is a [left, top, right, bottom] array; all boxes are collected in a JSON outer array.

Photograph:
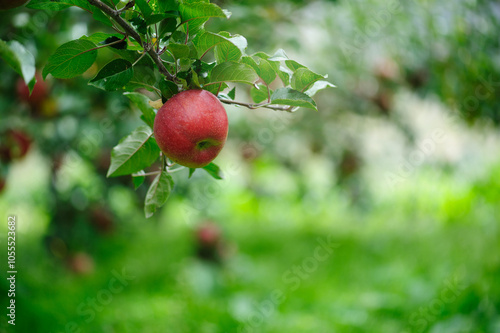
[[1, 0, 499, 332]]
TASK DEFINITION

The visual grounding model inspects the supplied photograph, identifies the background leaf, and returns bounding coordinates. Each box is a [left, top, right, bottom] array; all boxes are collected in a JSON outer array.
[[0, 39, 35, 86]]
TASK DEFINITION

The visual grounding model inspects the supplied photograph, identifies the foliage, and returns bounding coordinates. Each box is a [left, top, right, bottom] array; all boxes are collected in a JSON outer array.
[[0, 0, 333, 218]]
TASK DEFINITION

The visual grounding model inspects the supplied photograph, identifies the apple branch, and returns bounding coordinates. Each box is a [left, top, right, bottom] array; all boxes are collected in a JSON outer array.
[[218, 98, 296, 112], [87, 0, 175, 81]]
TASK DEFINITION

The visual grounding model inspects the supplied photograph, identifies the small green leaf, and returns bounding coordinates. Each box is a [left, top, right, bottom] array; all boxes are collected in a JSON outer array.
[[159, 80, 179, 100], [89, 59, 133, 91], [209, 61, 258, 85], [188, 168, 196, 178], [227, 86, 236, 100], [285, 60, 306, 72], [251, 84, 269, 103], [304, 80, 336, 97], [291, 67, 326, 92], [202, 163, 223, 180], [270, 87, 317, 111], [43, 39, 97, 79], [242, 56, 276, 85], [107, 126, 160, 177], [214, 32, 247, 63], [135, 0, 153, 19], [0, 39, 35, 86], [167, 42, 191, 60], [257, 59, 276, 85], [145, 171, 174, 218], [132, 171, 146, 189], [124, 92, 157, 128], [268, 49, 289, 61]]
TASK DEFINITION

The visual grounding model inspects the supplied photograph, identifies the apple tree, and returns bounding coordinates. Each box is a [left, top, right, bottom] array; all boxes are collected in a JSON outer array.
[[1, 0, 333, 218]]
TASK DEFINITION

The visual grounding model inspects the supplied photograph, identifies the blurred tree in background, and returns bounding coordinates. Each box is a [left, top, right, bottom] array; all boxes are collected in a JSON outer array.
[[1, 0, 499, 332]]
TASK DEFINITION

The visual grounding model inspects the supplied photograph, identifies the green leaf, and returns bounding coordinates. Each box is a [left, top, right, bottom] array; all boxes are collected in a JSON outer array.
[[89, 59, 133, 91], [124, 92, 157, 128], [135, 0, 153, 19], [285, 60, 306, 72], [107, 126, 160, 177], [304, 80, 336, 97], [188, 168, 196, 178], [145, 171, 174, 218], [227, 86, 236, 100], [132, 171, 146, 189], [291, 68, 326, 92], [158, 0, 179, 12], [257, 59, 276, 85], [268, 49, 289, 61], [251, 84, 269, 103], [242, 56, 276, 85], [27, 0, 80, 11], [0, 39, 35, 86], [209, 61, 258, 85], [179, 1, 229, 23], [92, 8, 113, 27], [214, 32, 246, 63], [159, 80, 179, 100], [167, 42, 191, 60], [202, 162, 223, 180], [193, 31, 228, 58], [80, 33, 120, 45], [270, 87, 317, 111], [43, 39, 97, 79]]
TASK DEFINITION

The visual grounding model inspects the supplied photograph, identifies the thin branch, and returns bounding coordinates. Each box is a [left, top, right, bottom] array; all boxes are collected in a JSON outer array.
[[88, 0, 175, 81], [218, 98, 296, 112], [137, 171, 161, 177]]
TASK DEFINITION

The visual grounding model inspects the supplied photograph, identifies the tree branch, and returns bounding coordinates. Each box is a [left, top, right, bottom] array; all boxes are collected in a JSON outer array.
[[87, 0, 175, 81], [218, 98, 296, 112]]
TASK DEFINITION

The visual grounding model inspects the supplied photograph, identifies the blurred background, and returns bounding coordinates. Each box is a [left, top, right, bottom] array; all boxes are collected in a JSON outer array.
[[1, 0, 500, 332]]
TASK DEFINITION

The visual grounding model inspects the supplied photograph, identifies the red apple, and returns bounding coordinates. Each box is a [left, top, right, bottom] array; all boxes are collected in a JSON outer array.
[[153, 89, 228, 168], [0, 0, 30, 10], [195, 222, 225, 263], [0, 130, 31, 162], [67, 252, 94, 275]]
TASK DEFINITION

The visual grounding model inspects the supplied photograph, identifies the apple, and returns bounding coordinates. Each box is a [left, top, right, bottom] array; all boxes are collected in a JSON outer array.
[[153, 89, 228, 168], [67, 252, 94, 275], [195, 222, 224, 262], [89, 207, 114, 234], [0, 0, 29, 10], [0, 130, 31, 162]]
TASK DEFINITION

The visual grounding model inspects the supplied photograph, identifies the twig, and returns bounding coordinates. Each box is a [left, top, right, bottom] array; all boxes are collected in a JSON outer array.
[[88, 0, 175, 81], [218, 98, 297, 112]]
